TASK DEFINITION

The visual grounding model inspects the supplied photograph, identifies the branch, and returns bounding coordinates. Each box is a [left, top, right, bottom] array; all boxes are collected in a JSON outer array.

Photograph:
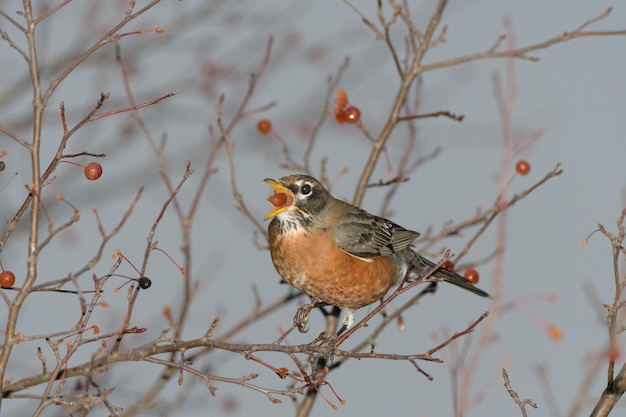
[[502, 368, 537, 417]]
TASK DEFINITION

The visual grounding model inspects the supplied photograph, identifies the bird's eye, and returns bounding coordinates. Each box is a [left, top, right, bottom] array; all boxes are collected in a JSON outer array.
[[300, 184, 311, 195]]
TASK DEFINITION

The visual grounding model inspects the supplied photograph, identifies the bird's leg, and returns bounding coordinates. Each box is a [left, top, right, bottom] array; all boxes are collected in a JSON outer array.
[[336, 308, 355, 336]]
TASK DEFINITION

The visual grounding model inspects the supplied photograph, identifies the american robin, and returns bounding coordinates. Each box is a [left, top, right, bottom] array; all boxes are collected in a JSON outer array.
[[264, 174, 489, 331]]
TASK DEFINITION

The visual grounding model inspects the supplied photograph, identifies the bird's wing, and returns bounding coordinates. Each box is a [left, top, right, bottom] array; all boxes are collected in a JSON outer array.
[[332, 208, 420, 259]]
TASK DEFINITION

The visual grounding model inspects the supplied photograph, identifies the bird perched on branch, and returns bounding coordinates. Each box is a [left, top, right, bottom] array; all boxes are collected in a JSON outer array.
[[264, 174, 489, 333]]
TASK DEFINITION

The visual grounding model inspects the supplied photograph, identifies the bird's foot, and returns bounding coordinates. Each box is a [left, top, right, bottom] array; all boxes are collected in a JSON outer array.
[[314, 332, 338, 364], [294, 302, 314, 333]]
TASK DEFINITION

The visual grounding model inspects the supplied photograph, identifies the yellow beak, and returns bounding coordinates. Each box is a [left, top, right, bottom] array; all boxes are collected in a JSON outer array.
[[263, 178, 295, 220]]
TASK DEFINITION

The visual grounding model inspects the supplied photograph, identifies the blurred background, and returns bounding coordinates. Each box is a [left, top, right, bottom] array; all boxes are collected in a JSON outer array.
[[1, 1, 625, 416]]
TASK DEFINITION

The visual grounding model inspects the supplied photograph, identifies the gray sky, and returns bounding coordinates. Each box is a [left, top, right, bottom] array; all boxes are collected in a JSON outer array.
[[2, 1, 626, 416]]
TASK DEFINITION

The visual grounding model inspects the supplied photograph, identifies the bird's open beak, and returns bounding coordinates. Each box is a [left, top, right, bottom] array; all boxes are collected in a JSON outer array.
[[264, 179, 295, 220]]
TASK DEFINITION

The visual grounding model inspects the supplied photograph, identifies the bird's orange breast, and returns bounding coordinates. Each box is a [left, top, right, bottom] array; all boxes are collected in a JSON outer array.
[[269, 227, 398, 309]]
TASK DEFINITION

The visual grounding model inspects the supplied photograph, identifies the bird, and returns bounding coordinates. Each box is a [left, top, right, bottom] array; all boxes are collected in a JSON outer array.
[[263, 174, 489, 332]]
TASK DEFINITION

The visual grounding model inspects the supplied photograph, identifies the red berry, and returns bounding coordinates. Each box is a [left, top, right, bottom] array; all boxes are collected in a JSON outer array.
[[441, 260, 455, 271], [335, 88, 348, 109], [342, 106, 361, 123], [275, 367, 289, 379], [515, 160, 530, 176], [0, 271, 15, 288], [257, 119, 272, 134], [609, 348, 621, 361], [547, 325, 562, 341], [84, 162, 103, 181], [464, 269, 479, 284], [267, 193, 288, 207]]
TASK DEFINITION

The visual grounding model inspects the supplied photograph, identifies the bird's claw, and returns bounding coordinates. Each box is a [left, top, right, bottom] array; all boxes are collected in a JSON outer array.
[[310, 332, 337, 364], [294, 303, 313, 333]]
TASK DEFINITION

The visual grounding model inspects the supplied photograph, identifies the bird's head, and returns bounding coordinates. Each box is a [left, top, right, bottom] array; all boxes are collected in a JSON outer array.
[[264, 175, 331, 222]]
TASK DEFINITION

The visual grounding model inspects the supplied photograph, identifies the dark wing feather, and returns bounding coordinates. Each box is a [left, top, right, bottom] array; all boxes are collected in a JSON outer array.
[[332, 208, 420, 258]]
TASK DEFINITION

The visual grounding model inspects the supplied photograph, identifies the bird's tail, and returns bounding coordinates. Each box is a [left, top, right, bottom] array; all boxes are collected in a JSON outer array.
[[412, 256, 490, 298]]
